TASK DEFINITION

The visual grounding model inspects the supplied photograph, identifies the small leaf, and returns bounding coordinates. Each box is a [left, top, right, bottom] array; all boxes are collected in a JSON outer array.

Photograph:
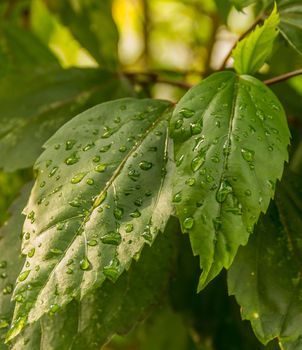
[[0, 68, 134, 171], [9, 98, 174, 339], [0, 184, 32, 348], [228, 170, 302, 348], [233, 4, 280, 74], [170, 71, 290, 291]]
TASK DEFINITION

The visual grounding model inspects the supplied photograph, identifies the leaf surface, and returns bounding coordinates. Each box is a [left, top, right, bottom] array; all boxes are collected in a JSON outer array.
[[170, 71, 290, 291], [8, 98, 174, 340], [11, 219, 178, 350], [45, 0, 118, 67], [0, 184, 32, 348], [233, 4, 280, 75], [228, 171, 302, 348], [0, 68, 133, 172], [278, 0, 302, 55]]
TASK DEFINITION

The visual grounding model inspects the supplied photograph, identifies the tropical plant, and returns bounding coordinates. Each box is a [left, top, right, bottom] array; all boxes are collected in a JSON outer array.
[[1, 0, 302, 349]]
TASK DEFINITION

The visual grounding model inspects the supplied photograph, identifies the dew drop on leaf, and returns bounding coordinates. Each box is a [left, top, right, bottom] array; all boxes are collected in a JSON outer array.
[[191, 154, 205, 172], [103, 258, 120, 282], [241, 148, 255, 162], [80, 257, 91, 271], [125, 223, 134, 232], [173, 192, 182, 203], [18, 270, 30, 282], [113, 207, 124, 220], [71, 172, 86, 184], [139, 161, 153, 170], [179, 108, 195, 118], [86, 178, 94, 185], [95, 164, 107, 173], [101, 231, 122, 245], [183, 217, 194, 230]]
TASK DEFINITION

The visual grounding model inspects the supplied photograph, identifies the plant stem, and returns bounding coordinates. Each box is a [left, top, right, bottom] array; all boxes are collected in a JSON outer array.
[[124, 72, 193, 89], [264, 69, 302, 85]]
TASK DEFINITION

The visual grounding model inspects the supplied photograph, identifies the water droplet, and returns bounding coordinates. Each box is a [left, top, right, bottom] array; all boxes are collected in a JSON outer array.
[[1, 272, 7, 279], [176, 155, 185, 167], [65, 154, 79, 165], [86, 178, 94, 185], [179, 108, 195, 118], [216, 180, 232, 203], [125, 223, 134, 232], [241, 148, 255, 162], [175, 119, 183, 129], [71, 172, 86, 184], [18, 270, 30, 282], [0, 261, 7, 269], [142, 226, 153, 243], [190, 122, 202, 135], [3, 283, 13, 294], [183, 217, 194, 230], [191, 154, 205, 172], [119, 146, 127, 152], [245, 189, 252, 196], [139, 161, 153, 171], [88, 239, 97, 246], [27, 211, 35, 224], [114, 207, 124, 220], [69, 199, 81, 208], [130, 209, 141, 218], [101, 231, 122, 245], [100, 144, 112, 152], [40, 181, 46, 188], [173, 192, 182, 203], [268, 145, 273, 152], [66, 140, 76, 150], [95, 164, 107, 173], [49, 304, 60, 315], [93, 155, 100, 163], [211, 155, 220, 163], [80, 257, 91, 270], [103, 258, 120, 282], [186, 178, 196, 186], [49, 166, 59, 177], [128, 169, 140, 181], [83, 143, 95, 151], [50, 248, 63, 255], [27, 248, 35, 258]]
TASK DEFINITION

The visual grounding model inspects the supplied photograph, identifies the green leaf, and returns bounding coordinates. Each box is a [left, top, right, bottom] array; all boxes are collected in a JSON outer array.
[[8, 98, 174, 340], [11, 218, 179, 349], [170, 71, 290, 291], [0, 24, 60, 73], [0, 68, 134, 172], [278, 1, 302, 55], [0, 184, 32, 348], [233, 4, 280, 75], [45, 0, 119, 68], [228, 171, 302, 348]]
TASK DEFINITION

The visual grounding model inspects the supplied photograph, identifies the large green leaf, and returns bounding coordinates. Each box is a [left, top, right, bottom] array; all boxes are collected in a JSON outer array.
[[232, 4, 280, 75], [228, 171, 302, 348], [0, 184, 32, 348], [0, 68, 134, 172], [8, 98, 174, 340], [44, 0, 118, 68], [11, 219, 178, 350], [278, 0, 302, 55], [170, 71, 290, 291]]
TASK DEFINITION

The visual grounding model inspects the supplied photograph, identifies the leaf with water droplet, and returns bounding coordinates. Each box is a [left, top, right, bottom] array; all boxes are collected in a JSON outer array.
[[171, 71, 290, 291], [10, 98, 174, 336]]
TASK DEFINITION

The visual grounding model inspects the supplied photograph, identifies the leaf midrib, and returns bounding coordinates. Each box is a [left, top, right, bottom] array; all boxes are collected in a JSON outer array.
[[25, 104, 171, 319]]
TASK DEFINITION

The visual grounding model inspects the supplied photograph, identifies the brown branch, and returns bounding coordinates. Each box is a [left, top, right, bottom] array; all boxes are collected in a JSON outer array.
[[124, 72, 193, 90], [264, 69, 302, 86]]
